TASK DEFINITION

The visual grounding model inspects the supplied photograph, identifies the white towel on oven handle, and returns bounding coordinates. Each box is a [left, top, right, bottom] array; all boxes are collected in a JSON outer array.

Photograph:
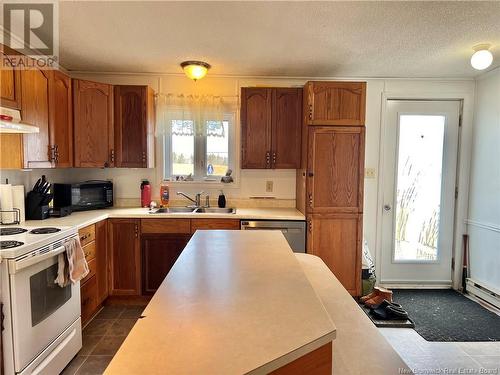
[[55, 237, 89, 287]]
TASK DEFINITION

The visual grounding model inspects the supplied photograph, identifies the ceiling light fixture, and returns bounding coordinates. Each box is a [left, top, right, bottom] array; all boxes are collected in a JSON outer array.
[[470, 44, 493, 70], [180, 61, 211, 81]]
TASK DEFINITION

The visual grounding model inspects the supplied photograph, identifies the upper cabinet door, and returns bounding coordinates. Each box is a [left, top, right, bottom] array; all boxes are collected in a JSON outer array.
[[114, 85, 155, 168], [73, 79, 114, 168], [21, 67, 53, 168], [241, 88, 272, 169], [307, 126, 365, 213], [271, 88, 302, 169], [0, 47, 22, 109], [306, 82, 366, 126], [49, 70, 73, 168]]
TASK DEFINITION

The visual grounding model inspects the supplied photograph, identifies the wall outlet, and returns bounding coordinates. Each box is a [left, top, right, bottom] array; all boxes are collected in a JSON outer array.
[[365, 168, 376, 179], [266, 181, 274, 192]]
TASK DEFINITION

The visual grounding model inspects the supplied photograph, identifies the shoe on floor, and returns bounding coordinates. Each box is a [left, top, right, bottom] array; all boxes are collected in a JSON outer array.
[[370, 299, 404, 311], [364, 290, 393, 308], [371, 305, 409, 320]]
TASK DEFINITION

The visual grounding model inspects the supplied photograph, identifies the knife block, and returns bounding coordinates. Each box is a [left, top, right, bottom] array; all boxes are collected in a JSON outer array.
[[25, 191, 50, 220]]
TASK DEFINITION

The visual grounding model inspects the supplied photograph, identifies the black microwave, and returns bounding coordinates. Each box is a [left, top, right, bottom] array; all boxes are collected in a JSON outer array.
[[53, 181, 113, 211]]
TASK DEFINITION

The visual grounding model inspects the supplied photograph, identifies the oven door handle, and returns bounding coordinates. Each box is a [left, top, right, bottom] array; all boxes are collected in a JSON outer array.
[[9, 245, 66, 274]]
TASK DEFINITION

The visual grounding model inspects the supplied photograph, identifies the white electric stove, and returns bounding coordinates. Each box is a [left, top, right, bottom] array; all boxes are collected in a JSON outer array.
[[0, 225, 82, 375]]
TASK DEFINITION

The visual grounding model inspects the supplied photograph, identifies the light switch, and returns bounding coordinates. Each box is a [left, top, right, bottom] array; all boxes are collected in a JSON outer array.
[[266, 181, 274, 192], [365, 168, 376, 179]]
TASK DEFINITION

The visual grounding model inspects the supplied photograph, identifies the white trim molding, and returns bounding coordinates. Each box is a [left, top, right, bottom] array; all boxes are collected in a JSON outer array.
[[465, 219, 500, 233]]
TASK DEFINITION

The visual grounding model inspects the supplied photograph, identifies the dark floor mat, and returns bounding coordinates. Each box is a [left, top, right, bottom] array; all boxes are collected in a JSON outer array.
[[393, 289, 500, 342], [359, 303, 415, 328]]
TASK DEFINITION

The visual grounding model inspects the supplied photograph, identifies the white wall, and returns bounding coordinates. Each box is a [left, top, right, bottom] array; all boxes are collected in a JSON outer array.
[[0, 73, 475, 271], [467, 67, 500, 291]]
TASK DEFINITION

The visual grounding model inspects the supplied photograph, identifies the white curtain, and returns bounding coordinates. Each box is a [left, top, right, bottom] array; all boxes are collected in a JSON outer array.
[[156, 94, 236, 138]]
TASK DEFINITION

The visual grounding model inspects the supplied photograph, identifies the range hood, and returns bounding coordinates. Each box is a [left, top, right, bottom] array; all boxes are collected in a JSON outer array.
[[0, 107, 39, 134]]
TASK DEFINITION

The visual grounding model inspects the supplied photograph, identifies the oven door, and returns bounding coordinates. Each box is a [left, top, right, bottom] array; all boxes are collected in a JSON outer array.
[[9, 248, 81, 373]]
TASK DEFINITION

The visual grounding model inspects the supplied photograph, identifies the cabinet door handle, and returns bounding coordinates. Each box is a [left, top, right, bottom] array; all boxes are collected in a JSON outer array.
[[265, 151, 271, 167], [54, 145, 59, 164], [307, 171, 314, 177]]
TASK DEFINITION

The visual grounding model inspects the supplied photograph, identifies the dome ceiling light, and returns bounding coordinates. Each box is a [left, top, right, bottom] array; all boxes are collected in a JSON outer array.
[[180, 61, 211, 81], [470, 44, 493, 70]]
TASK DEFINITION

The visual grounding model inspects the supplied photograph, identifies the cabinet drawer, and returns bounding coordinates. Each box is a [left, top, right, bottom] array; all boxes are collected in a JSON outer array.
[[191, 219, 240, 233], [80, 275, 97, 323], [141, 219, 191, 234], [81, 257, 96, 284], [82, 241, 96, 261], [79, 224, 96, 247]]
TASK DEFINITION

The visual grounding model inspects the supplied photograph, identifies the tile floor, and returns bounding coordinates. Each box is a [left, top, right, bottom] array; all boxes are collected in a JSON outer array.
[[61, 305, 145, 375], [380, 328, 500, 374]]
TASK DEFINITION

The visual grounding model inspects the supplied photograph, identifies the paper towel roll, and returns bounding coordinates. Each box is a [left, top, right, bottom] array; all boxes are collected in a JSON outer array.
[[0, 184, 15, 224], [12, 185, 25, 223]]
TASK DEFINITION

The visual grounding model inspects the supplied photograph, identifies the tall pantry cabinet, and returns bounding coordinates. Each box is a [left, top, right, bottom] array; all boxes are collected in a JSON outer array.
[[297, 81, 366, 296]]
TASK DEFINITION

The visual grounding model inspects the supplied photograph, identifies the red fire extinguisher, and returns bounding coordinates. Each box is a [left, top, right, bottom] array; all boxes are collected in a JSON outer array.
[[140, 180, 151, 208]]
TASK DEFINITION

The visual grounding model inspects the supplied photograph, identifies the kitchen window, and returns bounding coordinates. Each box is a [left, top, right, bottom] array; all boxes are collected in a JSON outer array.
[[157, 94, 236, 182], [164, 116, 234, 180]]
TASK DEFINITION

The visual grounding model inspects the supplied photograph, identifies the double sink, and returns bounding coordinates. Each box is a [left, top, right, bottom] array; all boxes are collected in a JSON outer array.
[[150, 207, 236, 214]]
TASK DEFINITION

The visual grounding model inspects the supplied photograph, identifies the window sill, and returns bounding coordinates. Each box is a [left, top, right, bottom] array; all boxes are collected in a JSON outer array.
[[166, 179, 239, 189]]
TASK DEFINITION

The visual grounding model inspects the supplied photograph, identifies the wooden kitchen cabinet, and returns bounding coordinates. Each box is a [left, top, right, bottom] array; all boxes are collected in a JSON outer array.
[[0, 46, 22, 110], [141, 234, 191, 294], [108, 219, 141, 296], [307, 126, 365, 213], [307, 214, 363, 296], [79, 220, 108, 324], [95, 220, 109, 304], [48, 70, 73, 167], [114, 85, 155, 168], [21, 67, 52, 168], [190, 219, 240, 233], [241, 87, 272, 168], [80, 275, 98, 324], [272, 88, 302, 169], [305, 81, 366, 126], [241, 87, 302, 169], [73, 79, 114, 168]]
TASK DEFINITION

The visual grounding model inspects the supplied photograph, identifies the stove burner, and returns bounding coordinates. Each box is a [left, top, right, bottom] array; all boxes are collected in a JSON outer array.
[[0, 228, 28, 236], [30, 227, 61, 235], [0, 240, 24, 249]]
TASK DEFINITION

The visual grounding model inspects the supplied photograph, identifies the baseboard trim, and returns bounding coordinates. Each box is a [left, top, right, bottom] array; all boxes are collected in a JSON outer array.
[[379, 281, 452, 289], [466, 278, 500, 310]]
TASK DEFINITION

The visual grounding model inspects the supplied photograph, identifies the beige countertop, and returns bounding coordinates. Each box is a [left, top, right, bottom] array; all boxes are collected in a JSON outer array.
[[25, 207, 305, 229], [296, 254, 411, 375], [104, 231, 336, 375]]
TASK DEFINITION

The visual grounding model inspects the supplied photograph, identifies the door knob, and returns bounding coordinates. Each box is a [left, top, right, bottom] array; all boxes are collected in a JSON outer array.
[[383, 204, 392, 212]]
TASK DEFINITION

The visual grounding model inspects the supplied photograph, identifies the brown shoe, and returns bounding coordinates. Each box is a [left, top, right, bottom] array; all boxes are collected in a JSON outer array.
[[360, 290, 378, 303], [360, 286, 391, 303], [364, 290, 393, 308]]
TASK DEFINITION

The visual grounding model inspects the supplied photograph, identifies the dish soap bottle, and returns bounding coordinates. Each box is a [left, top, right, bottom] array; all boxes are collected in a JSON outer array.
[[160, 180, 170, 207], [218, 190, 226, 208]]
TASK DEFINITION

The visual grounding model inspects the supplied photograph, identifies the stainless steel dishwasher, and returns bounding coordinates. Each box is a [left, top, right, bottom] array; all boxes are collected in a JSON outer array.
[[240, 220, 306, 253]]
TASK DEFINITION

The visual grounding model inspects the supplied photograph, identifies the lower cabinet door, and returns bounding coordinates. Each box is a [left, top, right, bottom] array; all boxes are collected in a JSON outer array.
[[95, 220, 109, 304], [141, 234, 191, 295], [308, 213, 362, 296], [81, 275, 98, 324], [109, 219, 141, 296]]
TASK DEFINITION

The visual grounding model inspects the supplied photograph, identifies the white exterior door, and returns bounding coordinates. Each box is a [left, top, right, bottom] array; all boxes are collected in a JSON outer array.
[[380, 100, 460, 286]]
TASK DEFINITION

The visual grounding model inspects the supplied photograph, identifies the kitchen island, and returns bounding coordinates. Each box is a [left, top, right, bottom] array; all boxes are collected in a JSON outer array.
[[104, 230, 336, 374]]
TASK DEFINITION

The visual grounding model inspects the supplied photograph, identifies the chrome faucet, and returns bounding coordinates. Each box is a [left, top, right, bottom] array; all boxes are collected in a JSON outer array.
[[177, 191, 204, 208]]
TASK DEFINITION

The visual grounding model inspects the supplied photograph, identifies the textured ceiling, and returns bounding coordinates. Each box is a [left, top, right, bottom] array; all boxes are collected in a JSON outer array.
[[59, 1, 500, 78]]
